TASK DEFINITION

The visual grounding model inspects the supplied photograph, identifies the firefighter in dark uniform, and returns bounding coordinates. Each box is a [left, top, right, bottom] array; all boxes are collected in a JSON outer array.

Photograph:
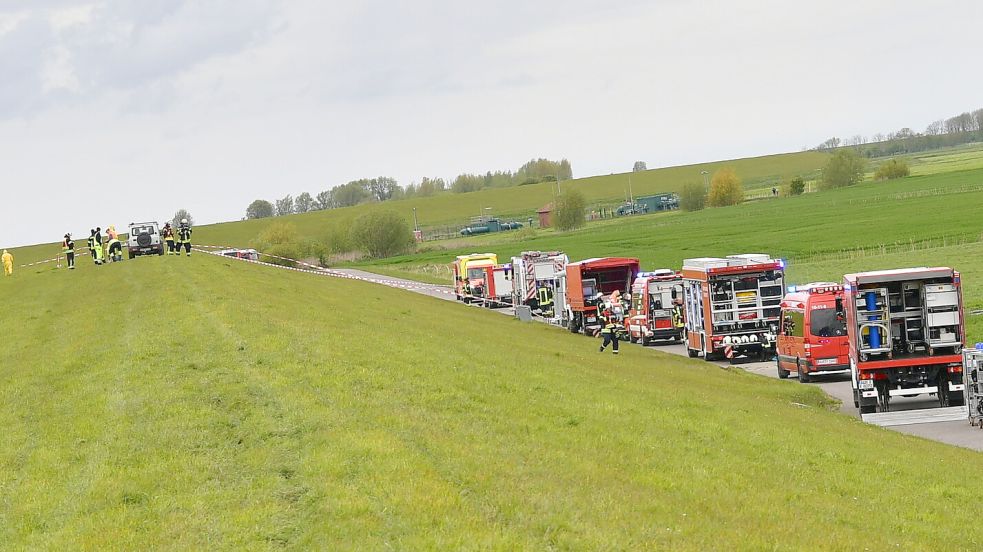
[[163, 223, 176, 255], [63, 233, 75, 270], [87, 229, 97, 262], [598, 308, 621, 354], [537, 286, 554, 317], [672, 301, 684, 336], [177, 219, 192, 256], [462, 278, 472, 303]]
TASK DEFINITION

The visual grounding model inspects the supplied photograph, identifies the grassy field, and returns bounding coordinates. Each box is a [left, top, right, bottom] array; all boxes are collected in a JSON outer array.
[[4, 253, 983, 548], [356, 165, 983, 334], [190, 150, 830, 249]]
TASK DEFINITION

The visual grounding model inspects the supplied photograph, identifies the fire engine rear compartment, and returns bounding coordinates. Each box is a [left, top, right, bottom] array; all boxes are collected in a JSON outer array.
[[852, 277, 962, 361], [847, 269, 965, 413]]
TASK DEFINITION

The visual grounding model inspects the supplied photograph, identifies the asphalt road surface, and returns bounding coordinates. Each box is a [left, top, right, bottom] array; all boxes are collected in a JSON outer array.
[[338, 268, 983, 451]]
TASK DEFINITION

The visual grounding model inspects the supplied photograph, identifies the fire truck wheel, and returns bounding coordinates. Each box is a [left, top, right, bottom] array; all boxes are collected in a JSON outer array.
[[687, 348, 699, 358], [777, 357, 789, 379], [796, 360, 811, 383], [859, 403, 876, 414]]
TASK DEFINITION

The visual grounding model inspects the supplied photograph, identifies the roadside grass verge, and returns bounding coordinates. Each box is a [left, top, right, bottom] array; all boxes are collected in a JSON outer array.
[[3, 254, 983, 548]]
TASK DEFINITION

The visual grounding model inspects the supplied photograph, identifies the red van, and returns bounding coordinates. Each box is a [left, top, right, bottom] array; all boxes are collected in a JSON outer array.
[[776, 282, 850, 382]]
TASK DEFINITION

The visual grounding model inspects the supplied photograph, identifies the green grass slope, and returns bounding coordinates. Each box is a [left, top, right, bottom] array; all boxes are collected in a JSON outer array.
[[194, 150, 830, 249], [2, 255, 983, 549]]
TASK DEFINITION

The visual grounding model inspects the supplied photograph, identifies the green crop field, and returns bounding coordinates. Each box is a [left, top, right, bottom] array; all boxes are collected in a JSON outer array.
[[356, 164, 983, 336], [4, 253, 983, 549]]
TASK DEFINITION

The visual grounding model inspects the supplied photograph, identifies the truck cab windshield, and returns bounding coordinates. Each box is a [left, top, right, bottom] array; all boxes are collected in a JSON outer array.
[[811, 308, 847, 337]]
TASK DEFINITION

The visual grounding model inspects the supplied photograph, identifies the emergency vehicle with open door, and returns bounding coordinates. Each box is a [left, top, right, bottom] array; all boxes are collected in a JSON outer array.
[[453, 253, 497, 304], [511, 251, 568, 323], [563, 257, 640, 335], [844, 267, 965, 414], [776, 282, 850, 382], [472, 263, 514, 308], [682, 254, 784, 362], [627, 270, 685, 345]]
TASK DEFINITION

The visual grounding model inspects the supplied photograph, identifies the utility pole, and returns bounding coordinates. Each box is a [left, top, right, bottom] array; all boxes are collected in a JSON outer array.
[[412, 207, 419, 231], [701, 170, 710, 194], [628, 174, 634, 205]]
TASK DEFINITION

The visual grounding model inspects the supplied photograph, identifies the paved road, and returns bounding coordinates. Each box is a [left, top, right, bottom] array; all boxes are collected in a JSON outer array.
[[337, 268, 983, 451]]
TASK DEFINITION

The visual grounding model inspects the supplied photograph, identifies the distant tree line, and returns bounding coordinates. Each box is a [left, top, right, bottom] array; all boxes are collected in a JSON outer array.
[[244, 157, 573, 219], [814, 105, 983, 158]]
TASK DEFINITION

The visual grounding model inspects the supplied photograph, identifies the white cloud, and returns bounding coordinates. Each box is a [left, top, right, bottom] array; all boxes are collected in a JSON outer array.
[[1, 0, 982, 247]]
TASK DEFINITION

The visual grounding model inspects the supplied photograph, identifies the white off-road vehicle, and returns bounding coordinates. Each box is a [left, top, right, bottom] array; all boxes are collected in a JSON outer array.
[[127, 222, 165, 259]]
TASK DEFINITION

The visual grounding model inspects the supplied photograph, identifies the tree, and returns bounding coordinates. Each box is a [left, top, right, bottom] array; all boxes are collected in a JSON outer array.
[[417, 178, 436, 197], [349, 210, 414, 258], [275, 195, 294, 217], [551, 189, 587, 231], [451, 173, 484, 193], [707, 168, 744, 207], [874, 159, 910, 180], [925, 120, 944, 136], [250, 222, 300, 267], [817, 137, 841, 151], [313, 191, 332, 210], [558, 159, 573, 180], [789, 176, 805, 196], [822, 149, 866, 188], [679, 182, 706, 211], [330, 181, 370, 207], [172, 209, 194, 227], [246, 199, 274, 219], [295, 192, 313, 213], [368, 177, 399, 202], [633, 161, 647, 172]]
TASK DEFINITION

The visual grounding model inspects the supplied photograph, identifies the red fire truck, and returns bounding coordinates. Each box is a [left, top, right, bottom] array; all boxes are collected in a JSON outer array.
[[682, 254, 785, 362], [471, 263, 514, 308], [844, 267, 966, 414], [563, 257, 640, 335], [627, 270, 684, 345], [776, 282, 850, 382]]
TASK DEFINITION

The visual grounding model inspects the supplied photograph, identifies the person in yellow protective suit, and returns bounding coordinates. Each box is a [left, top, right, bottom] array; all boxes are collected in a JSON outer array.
[[2, 250, 12, 276], [92, 227, 105, 265]]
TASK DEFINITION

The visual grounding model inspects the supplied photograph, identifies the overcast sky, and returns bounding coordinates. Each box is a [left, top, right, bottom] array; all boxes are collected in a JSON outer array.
[[1, 1, 980, 247]]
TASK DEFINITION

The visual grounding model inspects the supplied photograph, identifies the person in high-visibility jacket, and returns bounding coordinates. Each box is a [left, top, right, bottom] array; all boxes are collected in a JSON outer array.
[[672, 302, 684, 328], [177, 219, 193, 256], [162, 223, 176, 255], [87, 229, 97, 262], [598, 309, 621, 354], [92, 227, 105, 265], [2, 249, 12, 276], [63, 234, 76, 270], [537, 286, 554, 317], [107, 234, 122, 262]]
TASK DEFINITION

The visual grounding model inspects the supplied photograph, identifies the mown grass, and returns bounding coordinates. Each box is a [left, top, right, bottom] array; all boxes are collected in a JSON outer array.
[[3, 253, 983, 548]]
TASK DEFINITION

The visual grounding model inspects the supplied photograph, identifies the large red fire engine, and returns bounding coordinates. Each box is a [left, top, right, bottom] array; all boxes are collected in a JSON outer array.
[[844, 267, 965, 414], [682, 254, 785, 362]]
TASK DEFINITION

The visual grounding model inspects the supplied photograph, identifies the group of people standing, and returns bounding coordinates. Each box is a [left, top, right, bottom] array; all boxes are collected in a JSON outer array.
[[162, 220, 193, 256], [59, 219, 192, 270], [60, 226, 120, 270]]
